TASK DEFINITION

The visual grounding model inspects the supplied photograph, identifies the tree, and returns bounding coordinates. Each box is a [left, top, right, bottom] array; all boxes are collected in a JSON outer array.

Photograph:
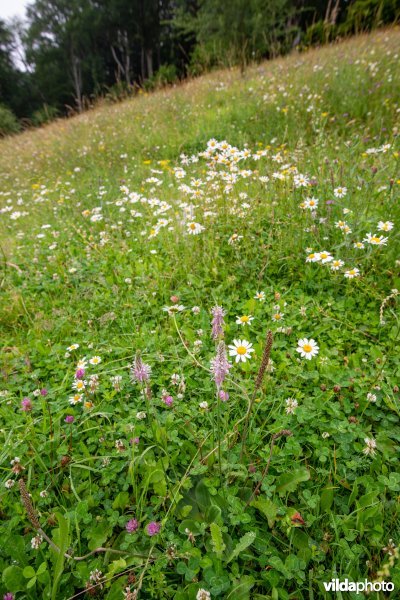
[[25, 0, 103, 111]]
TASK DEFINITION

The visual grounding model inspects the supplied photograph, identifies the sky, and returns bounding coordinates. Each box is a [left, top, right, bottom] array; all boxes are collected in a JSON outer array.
[[0, 0, 30, 21]]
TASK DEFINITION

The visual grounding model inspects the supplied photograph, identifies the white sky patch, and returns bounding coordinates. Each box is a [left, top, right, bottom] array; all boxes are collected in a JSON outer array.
[[0, 0, 30, 21]]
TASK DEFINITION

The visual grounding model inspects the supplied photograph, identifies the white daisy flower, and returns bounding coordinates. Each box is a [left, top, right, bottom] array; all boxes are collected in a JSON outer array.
[[294, 174, 309, 188], [272, 312, 284, 321], [334, 186, 347, 198], [187, 222, 205, 235], [296, 338, 319, 360], [69, 393, 83, 405], [331, 259, 344, 271], [319, 251, 333, 264], [303, 196, 319, 210], [235, 315, 254, 326], [228, 339, 255, 363], [305, 252, 321, 263], [163, 305, 185, 315], [344, 267, 360, 278], [89, 356, 101, 365], [72, 379, 86, 391], [254, 291, 265, 301], [363, 232, 388, 246], [377, 220, 393, 231], [67, 343, 80, 351]]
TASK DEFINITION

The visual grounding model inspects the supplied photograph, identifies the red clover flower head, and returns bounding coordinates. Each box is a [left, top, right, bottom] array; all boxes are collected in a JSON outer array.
[[146, 521, 160, 536], [21, 397, 32, 412], [126, 518, 139, 533]]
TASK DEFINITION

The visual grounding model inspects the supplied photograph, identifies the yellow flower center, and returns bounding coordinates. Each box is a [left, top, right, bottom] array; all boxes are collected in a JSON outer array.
[[237, 346, 247, 355], [303, 344, 312, 353], [274, 314, 281, 320], [240, 316, 249, 322], [189, 223, 196, 229], [371, 236, 380, 243]]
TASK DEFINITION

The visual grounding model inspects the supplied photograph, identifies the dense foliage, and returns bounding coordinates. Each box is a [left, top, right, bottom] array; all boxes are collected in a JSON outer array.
[[0, 29, 399, 599], [0, 0, 399, 128]]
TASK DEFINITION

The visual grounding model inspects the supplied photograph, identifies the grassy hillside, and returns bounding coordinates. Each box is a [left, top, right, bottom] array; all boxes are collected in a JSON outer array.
[[1, 29, 400, 600]]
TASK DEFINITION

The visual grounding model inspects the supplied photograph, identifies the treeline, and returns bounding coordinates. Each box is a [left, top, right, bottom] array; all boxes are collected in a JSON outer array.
[[0, 0, 399, 134]]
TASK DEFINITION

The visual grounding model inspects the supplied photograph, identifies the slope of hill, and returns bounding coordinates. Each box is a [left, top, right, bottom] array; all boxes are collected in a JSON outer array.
[[0, 30, 399, 600]]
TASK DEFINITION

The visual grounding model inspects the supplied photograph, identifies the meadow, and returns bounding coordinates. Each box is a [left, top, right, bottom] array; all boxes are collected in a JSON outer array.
[[0, 28, 400, 600]]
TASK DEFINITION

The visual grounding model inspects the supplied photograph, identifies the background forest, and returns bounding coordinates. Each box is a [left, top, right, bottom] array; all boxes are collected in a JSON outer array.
[[0, 0, 399, 133]]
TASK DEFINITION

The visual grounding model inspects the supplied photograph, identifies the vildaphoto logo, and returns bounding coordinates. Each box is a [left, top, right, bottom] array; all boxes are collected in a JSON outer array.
[[323, 579, 394, 593]]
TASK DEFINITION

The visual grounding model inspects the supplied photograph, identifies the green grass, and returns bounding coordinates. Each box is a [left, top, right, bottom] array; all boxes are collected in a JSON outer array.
[[0, 28, 400, 600]]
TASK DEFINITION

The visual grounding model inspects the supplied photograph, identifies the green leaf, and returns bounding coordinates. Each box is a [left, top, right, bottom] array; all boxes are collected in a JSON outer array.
[[227, 531, 256, 563], [195, 479, 212, 510], [51, 512, 70, 600], [291, 530, 312, 562], [291, 529, 309, 551], [27, 576, 37, 589], [37, 561, 48, 576], [179, 505, 193, 519], [112, 491, 129, 510], [23, 566, 36, 579], [107, 558, 127, 579], [320, 487, 334, 512], [251, 497, 278, 527], [276, 467, 310, 495], [268, 555, 291, 578], [226, 575, 255, 599], [210, 522, 225, 557], [205, 504, 221, 524], [3, 535, 28, 565], [2, 566, 24, 592], [178, 519, 202, 535], [87, 522, 112, 550]]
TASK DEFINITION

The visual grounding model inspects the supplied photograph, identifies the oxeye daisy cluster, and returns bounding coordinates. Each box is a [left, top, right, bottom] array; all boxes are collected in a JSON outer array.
[[304, 206, 395, 279], [66, 347, 102, 410]]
